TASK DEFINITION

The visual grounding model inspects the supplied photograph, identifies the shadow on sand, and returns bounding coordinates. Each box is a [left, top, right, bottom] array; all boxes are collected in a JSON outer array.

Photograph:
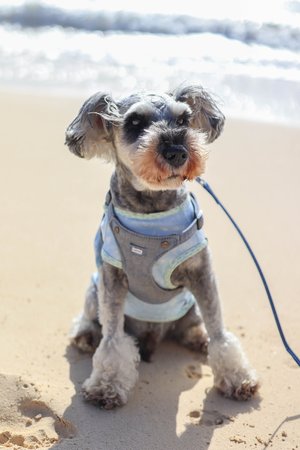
[[50, 341, 261, 450]]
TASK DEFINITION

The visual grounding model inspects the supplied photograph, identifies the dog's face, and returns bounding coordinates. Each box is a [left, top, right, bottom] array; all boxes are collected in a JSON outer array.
[[65, 85, 225, 191]]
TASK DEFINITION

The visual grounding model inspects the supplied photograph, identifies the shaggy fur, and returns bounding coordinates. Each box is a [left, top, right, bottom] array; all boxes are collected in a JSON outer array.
[[66, 84, 259, 409]]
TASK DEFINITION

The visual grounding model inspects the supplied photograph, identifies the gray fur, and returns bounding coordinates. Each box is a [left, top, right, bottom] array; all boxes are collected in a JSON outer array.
[[66, 85, 258, 408], [65, 84, 224, 160], [65, 92, 120, 160], [110, 163, 187, 213], [172, 84, 225, 143]]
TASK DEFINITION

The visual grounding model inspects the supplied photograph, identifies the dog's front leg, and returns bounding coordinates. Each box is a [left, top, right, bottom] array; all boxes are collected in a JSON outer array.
[[173, 247, 259, 400], [82, 263, 140, 409]]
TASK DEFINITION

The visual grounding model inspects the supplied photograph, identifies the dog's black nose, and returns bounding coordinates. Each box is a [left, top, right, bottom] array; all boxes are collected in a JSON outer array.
[[160, 144, 188, 168]]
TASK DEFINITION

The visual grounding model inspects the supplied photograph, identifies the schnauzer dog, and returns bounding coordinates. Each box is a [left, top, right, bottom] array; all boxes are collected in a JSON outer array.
[[65, 84, 258, 409]]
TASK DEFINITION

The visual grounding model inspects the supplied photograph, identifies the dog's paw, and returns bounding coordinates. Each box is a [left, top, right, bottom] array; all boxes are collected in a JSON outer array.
[[82, 379, 125, 409], [70, 314, 102, 353], [209, 331, 259, 401], [216, 375, 259, 401], [71, 328, 101, 353], [82, 334, 140, 409]]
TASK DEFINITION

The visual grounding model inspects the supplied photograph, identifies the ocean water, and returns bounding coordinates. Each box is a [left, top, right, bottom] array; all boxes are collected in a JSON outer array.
[[0, 0, 300, 123]]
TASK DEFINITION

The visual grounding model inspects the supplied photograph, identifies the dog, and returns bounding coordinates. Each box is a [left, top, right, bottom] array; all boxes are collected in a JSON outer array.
[[65, 84, 259, 409]]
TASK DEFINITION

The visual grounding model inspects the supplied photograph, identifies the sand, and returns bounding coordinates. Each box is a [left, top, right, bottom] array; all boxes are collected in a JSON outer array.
[[0, 89, 299, 450]]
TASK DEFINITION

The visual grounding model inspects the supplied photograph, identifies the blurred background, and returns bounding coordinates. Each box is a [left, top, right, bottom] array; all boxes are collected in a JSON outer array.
[[0, 0, 299, 123]]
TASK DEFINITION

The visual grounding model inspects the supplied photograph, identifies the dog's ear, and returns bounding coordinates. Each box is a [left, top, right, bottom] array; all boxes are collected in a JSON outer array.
[[65, 92, 120, 160], [172, 85, 225, 143]]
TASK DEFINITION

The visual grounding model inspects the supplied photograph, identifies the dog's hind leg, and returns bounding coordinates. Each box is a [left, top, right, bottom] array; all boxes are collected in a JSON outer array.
[[70, 273, 102, 353], [171, 304, 209, 356]]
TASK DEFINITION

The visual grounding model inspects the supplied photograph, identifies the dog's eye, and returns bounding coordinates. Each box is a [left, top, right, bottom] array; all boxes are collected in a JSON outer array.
[[131, 118, 141, 126], [123, 114, 149, 143], [176, 113, 190, 126], [126, 114, 145, 128]]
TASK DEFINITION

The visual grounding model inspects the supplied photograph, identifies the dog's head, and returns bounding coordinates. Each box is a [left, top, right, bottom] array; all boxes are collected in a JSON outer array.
[[65, 85, 225, 191]]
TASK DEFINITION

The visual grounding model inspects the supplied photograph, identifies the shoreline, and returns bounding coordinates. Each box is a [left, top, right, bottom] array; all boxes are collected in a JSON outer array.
[[1, 85, 300, 127]]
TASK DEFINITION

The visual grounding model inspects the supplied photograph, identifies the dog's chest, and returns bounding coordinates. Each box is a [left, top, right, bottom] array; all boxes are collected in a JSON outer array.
[[101, 194, 206, 293]]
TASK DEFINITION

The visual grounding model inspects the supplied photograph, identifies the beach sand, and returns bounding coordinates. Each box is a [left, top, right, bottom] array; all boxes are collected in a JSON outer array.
[[0, 90, 299, 450]]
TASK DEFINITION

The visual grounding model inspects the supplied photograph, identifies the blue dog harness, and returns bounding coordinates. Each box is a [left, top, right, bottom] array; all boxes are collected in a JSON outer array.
[[93, 192, 207, 322]]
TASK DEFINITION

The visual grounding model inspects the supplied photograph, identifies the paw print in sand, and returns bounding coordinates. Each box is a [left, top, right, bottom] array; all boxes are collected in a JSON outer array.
[[0, 374, 76, 449]]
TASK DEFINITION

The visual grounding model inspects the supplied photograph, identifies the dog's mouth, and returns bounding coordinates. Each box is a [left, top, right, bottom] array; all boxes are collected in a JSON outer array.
[[132, 157, 202, 190], [167, 174, 184, 180], [146, 173, 188, 190]]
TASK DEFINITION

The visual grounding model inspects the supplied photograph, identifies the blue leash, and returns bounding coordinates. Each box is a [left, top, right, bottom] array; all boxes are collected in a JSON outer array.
[[196, 176, 300, 367]]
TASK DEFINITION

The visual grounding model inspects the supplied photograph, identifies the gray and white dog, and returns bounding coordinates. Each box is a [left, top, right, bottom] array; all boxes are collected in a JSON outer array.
[[65, 84, 258, 409]]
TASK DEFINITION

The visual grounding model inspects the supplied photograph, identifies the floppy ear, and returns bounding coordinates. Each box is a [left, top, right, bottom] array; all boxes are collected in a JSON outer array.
[[65, 92, 120, 160], [172, 85, 225, 143]]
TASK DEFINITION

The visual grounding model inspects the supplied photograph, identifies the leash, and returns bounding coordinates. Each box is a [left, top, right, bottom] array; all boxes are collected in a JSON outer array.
[[195, 176, 300, 367]]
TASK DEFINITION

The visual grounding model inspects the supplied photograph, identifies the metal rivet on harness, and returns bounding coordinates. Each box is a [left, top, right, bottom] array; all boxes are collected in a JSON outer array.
[[114, 226, 120, 234], [161, 240, 170, 249]]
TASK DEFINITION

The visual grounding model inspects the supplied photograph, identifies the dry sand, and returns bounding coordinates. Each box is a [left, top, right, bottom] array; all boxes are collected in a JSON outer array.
[[0, 89, 299, 450]]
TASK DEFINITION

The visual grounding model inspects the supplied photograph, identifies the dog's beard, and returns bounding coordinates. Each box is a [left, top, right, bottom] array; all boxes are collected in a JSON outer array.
[[131, 129, 208, 190]]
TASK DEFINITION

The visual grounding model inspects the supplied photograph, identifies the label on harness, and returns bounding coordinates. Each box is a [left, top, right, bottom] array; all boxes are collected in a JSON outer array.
[[130, 244, 145, 256]]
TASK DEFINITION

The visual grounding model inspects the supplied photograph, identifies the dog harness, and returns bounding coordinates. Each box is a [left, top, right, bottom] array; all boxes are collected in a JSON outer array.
[[92, 192, 207, 322]]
